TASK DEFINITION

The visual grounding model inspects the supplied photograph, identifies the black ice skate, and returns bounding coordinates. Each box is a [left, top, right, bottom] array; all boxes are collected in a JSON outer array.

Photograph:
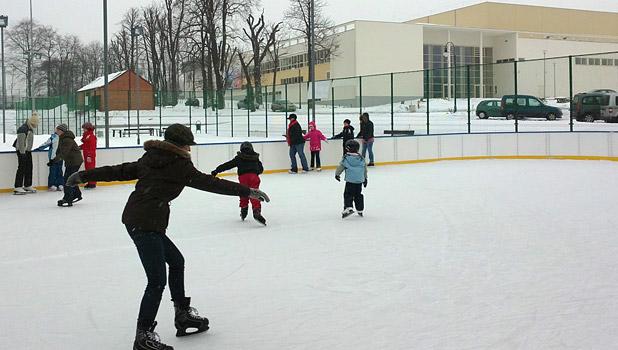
[[253, 209, 267, 226], [240, 207, 248, 221], [134, 321, 173, 350], [342, 208, 355, 219], [357, 211, 364, 217], [57, 199, 73, 207], [174, 297, 209, 337]]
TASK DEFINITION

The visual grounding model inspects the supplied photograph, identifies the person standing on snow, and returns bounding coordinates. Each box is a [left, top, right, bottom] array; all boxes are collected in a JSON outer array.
[[36, 127, 64, 192], [335, 139, 368, 219], [286, 113, 309, 173], [13, 113, 39, 195], [357, 112, 375, 166], [65, 124, 270, 350], [331, 118, 355, 155], [49, 124, 83, 207], [80, 122, 97, 189], [303, 121, 327, 171], [212, 141, 266, 225]]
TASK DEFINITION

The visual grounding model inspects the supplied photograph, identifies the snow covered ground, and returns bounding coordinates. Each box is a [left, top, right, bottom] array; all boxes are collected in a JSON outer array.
[[2, 159, 618, 349], [3, 98, 618, 151]]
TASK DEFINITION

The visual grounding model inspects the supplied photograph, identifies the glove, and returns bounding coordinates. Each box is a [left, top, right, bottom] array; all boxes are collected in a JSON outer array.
[[86, 156, 92, 163], [249, 188, 270, 203], [335, 175, 341, 182], [66, 172, 84, 187], [47, 160, 54, 167], [363, 179, 368, 188], [211, 170, 218, 176]]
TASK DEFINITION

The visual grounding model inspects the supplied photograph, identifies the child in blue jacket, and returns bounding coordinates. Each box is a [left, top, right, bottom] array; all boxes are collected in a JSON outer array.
[[335, 139, 368, 218], [37, 128, 64, 191]]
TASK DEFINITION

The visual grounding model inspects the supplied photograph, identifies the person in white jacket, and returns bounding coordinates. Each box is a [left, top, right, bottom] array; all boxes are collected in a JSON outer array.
[[13, 113, 39, 195], [37, 126, 65, 191]]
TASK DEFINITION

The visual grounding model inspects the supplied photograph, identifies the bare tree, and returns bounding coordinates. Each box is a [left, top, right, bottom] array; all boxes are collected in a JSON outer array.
[[6, 19, 48, 98], [163, 0, 189, 104], [266, 29, 286, 103], [284, 0, 337, 83], [241, 13, 282, 106]]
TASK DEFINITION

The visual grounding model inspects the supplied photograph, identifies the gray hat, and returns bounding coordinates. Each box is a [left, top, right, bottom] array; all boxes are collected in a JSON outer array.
[[56, 124, 68, 133]]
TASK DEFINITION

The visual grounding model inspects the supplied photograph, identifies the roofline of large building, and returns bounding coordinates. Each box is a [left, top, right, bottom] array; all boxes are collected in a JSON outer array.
[[409, 1, 618, 23]]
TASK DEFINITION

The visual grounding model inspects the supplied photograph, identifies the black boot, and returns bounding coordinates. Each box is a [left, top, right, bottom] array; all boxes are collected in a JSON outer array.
[[253, 209, 266, 226], [57, 199, 72, 207], [240, 207, 248, 221], [174, 297, 209, 337], [134, 321, 173, 350]]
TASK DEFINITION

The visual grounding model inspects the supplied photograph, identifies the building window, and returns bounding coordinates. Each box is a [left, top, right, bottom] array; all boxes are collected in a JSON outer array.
[[281, 76, 304, 85]]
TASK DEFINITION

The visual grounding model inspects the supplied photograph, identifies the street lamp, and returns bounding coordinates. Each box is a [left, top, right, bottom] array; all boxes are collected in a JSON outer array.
[[131, 25, 143, 145], [443, 42, 457, 113], [103, 0, 110, 148], [1, 15, 7, 143]]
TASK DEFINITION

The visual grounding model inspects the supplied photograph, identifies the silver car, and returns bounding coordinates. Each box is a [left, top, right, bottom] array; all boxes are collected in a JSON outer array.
[[600, 93, 618, 123]]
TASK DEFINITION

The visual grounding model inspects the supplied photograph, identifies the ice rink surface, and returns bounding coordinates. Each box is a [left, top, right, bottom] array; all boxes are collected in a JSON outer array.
[[2, 160, 618, 349]]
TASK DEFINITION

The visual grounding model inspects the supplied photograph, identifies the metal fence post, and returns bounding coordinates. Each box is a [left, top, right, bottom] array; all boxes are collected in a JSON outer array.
[[204, 90, 208, 134], [467, 65, 471, 134], [230, 88, 234, 137], [514, 61, 518, 133], [127, 90, 131, 137], [264, 86, 268, 138], [359, 76, 363, 115], [158, 90, 162, 135], [569, 56, 574, 132], [247, 89, 250, 138], [390, 73, 394, 135], [285, 83, 289, 131], [425, 69, 430, 135], [216, 90, 219, 136], [331, 81, 335, 137], [189, 91, 192, 130]]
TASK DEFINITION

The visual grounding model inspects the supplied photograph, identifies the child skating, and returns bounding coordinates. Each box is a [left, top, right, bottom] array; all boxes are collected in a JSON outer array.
[[335, 139, 368, 218], [331, 119, 355, 155], [211, 141, 267, 225], [36, 128, 64, 191], [65, 124, 270, 350], [303, 121, 327, 171]]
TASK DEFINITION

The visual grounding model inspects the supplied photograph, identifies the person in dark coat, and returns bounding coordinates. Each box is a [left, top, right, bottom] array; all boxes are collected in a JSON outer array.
[[13, 113, 39, 194], [48, 124, 84, 207], [65, 124, 270, 350], [212, 141, 266, 225], [332, 118, 355, 155], [286, 114, 309, 173], [357, 112, 375, 166]]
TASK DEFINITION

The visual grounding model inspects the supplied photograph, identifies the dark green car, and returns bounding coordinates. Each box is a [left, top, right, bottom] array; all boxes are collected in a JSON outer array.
[[476, 100, 502, 119], [271, 99, 296, 112], [500, 95, 563, 120]]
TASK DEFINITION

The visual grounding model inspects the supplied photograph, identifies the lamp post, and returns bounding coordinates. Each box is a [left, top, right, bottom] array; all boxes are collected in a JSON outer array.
[[1, 15, 7, 143], [443, 42, 457, 113], [309, 0, 316, 121], [131, 25, 143, 145], [543, 50, 547, 99]]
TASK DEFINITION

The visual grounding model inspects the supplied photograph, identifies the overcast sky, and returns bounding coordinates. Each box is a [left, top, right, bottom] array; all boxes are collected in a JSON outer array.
[[2, 0, 618, 43]]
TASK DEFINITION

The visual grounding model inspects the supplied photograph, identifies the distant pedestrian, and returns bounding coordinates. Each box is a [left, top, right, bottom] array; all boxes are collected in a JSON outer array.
[[357, 112, 375, 166], [335, 139, 368, 218], [36, 127, 64, 192], [49, 124, 84, 207], [13, 113, 39, 195], [303, 121, 327, 171], [286, 114, 309, 173], [332, 118, 355, 155], [212, 141, 267, 225], [81, 122, 98, 189]]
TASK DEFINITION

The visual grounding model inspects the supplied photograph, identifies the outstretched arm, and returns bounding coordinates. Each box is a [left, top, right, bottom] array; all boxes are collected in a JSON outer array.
[[81, 162, 141, 183], [187, 167, 251, 197], [213, 158, 239, 175]]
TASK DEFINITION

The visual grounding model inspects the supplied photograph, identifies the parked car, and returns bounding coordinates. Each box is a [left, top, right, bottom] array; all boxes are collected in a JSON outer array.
[[476, 99, 502, 119], [600, 93, 618, 123], [237, 98, 257, 110], [184, 98, 200, 107], [500, 95, 563, 120], [271, 99, 296, 112], [589, 89, 617, 94], [573, 93, 612, 122]]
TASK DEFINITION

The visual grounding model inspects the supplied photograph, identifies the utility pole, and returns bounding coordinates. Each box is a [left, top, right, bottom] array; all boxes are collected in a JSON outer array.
[[1, 15, 8, 143], [309, 0, 316, 121], [103, 0, 110, 147], [29, 0, 34, 113]]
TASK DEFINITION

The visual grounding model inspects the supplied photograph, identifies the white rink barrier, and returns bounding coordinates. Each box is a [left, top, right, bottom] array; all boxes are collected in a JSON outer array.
[[1, 132, 618, 192]]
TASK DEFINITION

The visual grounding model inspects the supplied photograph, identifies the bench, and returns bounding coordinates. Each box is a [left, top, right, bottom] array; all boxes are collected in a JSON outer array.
[[124, 128, 155, 137], [384, 130, 415, 136]]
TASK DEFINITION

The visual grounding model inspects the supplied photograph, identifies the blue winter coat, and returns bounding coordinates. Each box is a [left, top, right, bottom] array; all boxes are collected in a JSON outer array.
[[335, 153, 367, 184]]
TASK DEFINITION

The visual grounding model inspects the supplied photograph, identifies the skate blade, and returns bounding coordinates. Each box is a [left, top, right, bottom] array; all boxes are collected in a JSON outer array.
[[176, 326, 209, 337], [13, 192, 27, 195], [342, 212, 354, 219]]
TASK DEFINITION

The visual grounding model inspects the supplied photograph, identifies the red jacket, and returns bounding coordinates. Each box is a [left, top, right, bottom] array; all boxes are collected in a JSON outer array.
[[80, 129, 97, 156]]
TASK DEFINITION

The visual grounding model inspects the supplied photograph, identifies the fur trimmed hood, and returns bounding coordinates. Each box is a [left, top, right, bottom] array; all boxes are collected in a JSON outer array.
[[144, 140, 191, 159]]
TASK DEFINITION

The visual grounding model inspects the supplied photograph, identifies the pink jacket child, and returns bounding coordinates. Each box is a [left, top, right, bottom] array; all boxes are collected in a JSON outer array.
[[303, 121, 327, 171]]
